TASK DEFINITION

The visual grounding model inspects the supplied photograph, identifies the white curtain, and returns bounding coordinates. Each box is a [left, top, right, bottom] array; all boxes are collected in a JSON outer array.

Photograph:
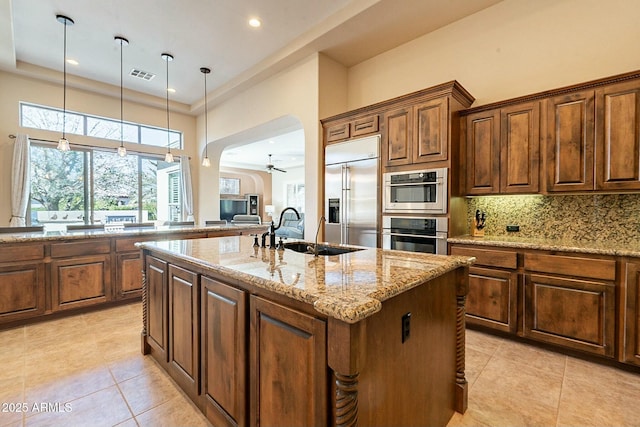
[[180, 155, 194, 222], [10, 134, 31, 226]]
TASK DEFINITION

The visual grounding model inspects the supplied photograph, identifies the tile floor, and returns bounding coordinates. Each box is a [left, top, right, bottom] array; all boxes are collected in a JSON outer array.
[[1, 303, 639, 427]]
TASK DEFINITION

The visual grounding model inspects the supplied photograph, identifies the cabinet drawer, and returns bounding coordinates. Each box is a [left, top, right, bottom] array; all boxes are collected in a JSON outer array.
[[352, 115, 379, 137], [116, 236, 157, 252], [326, 123, 350, 142], [51, 239, 111, 258], [450, 246, 517, 269], [524, 253, 615, 281], [0, 243, 44, 263]]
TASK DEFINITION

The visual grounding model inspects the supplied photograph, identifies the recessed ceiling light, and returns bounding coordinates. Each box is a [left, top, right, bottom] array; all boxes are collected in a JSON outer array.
[[167, 88, 176, 93], [248, 17, 261, 28], [66, 59, 79, 65]]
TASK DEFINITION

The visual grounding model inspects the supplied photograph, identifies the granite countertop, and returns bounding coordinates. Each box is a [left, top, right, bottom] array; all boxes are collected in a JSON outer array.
[[0, 224, 267, 244], [448, 234, 640, 258], [138, 236, 475, 324]]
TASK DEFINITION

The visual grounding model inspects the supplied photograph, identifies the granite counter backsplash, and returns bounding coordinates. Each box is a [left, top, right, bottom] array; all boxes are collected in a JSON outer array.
[[466, 194, 640, 246]]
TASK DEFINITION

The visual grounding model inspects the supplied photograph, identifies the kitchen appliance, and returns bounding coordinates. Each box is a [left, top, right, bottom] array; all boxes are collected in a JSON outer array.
[[383, 167, 448, 214], [382, 216, 448, 254], [325, 135, 380, 248]]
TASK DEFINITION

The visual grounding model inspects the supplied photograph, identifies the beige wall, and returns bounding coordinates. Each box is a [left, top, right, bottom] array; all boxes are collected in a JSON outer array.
[[347, 0, 640, 109], [0, 70, 196, 226], [197, 54, 321, 236]]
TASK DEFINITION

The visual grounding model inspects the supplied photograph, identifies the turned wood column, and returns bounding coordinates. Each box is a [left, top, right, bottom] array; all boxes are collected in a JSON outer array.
[[140, 250, 150, 355], [328, 318, 366, 427], [455, 266, 470, 413]]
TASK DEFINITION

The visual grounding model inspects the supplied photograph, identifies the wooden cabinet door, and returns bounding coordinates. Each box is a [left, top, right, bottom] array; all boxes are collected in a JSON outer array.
[[250, 296, 326, 427], [384, 106, 413, 167], [413, 97, 449, 164], [146, 256, 168, 361], [168, 264, 199, 403], [352, 115, 379, 138], [465, 110, 500, 194], [524, 273, 615, 357], [500, 102, 540, 193], [622, 261, 640, 366], [326, 122, 350, 143], [0, 262, 46, 323], [546, 90, 595, 192], [596, 80, 640, 191], [51, 254, 111, 311], [467, 267, 518, 333], [201, 276, 247, 427], [116, 252, 143, 299]]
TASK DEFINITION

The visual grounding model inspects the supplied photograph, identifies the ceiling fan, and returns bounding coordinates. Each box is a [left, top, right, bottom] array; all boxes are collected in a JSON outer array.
[[266, 154, 287, 173]]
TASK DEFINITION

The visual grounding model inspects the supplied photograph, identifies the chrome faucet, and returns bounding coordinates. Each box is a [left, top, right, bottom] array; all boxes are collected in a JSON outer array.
[[308, 216, 326, 257], [262, 207, 301, 248]]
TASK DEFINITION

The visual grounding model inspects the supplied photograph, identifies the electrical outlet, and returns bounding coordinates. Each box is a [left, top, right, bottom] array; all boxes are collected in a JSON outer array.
[[506, 225, 520, 232]]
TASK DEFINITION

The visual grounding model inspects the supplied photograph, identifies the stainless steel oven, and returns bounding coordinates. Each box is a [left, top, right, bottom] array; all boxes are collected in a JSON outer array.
[[383, 168, 447, 214], [382, 216, 448, 254]]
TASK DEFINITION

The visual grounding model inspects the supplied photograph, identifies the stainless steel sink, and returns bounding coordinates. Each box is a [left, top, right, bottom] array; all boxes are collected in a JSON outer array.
[[283, 241, 363, 256]]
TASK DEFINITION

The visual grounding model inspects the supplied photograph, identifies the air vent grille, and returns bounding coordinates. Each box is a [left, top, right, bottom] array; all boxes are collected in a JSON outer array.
[[130, 69, 155, 81]]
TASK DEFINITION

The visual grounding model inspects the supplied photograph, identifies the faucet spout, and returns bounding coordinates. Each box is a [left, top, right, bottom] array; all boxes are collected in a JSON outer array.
[[312, 216, 326, 257]]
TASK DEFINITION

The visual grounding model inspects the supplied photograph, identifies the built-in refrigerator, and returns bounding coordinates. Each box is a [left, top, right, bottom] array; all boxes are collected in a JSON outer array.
[[324, 135, 380, 248]]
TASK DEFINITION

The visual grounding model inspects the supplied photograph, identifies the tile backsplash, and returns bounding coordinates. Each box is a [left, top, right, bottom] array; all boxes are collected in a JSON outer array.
[[466, 194, 640, 245]]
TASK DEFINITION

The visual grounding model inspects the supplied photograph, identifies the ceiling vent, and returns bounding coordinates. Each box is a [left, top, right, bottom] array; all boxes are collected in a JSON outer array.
[[129, 68, 155, 81]]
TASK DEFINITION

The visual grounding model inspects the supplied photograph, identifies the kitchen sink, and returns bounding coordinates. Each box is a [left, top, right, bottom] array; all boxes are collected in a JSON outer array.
[[283, 241, 363, 256]]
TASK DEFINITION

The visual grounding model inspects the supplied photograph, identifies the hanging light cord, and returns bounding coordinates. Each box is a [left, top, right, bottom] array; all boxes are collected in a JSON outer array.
[[119, 39, 124, 147], [165, 57, 170, 155], [203, 70, 208, 154], [62, 19, 68, 139]]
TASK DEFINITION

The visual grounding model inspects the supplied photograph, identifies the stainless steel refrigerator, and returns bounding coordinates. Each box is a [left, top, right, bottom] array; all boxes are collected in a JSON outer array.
[[324, 135, 380, 248]]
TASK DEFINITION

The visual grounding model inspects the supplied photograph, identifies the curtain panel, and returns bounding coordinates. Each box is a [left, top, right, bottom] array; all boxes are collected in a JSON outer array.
[[10, 134, 31, 226], [180, 155, 194, 222]]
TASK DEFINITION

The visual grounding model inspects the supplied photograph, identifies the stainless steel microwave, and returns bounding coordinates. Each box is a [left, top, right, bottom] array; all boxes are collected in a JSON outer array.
[[383, 168, 447, 214]]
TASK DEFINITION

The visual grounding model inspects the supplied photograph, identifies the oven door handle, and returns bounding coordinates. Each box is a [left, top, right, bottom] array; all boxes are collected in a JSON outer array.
[[382, 232, 446, 239]]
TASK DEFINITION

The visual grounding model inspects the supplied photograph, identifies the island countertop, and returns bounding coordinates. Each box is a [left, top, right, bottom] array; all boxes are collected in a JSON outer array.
[[138, 235, 475, 323]]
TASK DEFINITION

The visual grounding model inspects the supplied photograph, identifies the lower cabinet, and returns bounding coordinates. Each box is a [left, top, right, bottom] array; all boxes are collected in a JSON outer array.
[[249, 296, 327, 427], [50, 254, 111, 311], [450, 246, 518, 333], [0, 261, 46, 322], [622, 260, 640, 366], [146, 256, 168, 362], [167, 264, 199, 403], [524, 273, 615, 357], [201, 276, 247, 427]]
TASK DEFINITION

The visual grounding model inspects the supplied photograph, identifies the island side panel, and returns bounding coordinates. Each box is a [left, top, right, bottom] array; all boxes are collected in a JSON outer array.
[[355, 269, 459, 427]]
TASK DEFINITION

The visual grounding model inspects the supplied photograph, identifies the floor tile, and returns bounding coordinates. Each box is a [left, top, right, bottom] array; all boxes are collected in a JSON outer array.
[[25, 385, 132, 427], [118, 362, 183, 416], [135, 392, 210, 427]]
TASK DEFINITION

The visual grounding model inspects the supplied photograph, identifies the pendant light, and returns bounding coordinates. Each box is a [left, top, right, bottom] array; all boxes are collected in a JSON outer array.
[[162, 53, 174, 163], [115, 36, 129, 157], [56, 14, 74, 152], [200, 67, 211, 167]]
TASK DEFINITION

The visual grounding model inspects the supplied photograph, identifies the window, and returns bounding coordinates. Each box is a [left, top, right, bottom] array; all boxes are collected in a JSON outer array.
[[286, 183, 305, 213], [20, 102, 182, 149], [29, 143, 181, 228], [220, 177, 240, 195]]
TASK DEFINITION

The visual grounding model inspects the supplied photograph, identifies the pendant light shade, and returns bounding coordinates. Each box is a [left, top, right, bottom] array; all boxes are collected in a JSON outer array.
[[200, 67, 211, 167], [162, 53, 174, 163], [56, 14, 74, 152], [115, 36, 129, 157]]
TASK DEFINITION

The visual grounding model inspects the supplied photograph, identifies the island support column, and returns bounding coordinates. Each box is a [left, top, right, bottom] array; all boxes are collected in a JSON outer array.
[[328, 318, 367, 427], [455, 266, 470, 413]]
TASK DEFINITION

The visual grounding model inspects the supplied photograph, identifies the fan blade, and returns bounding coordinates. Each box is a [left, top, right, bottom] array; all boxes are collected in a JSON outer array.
[[273, 167, 287, 173]]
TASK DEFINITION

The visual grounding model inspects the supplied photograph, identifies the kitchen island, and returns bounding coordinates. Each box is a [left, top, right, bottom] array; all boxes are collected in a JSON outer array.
[[138, 235, 474, 427]]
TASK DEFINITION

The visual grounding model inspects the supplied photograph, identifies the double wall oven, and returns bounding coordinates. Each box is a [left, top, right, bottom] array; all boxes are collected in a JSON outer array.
[[381, 167, 449, 255]]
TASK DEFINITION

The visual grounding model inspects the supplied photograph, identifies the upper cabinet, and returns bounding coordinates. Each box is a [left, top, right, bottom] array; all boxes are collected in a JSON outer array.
[[462, 70, 640, 195], [322, 81, 475, 170], [546, 90, 596, 192], [596, 80, 640, 191], [464, 101, 540, 195]]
